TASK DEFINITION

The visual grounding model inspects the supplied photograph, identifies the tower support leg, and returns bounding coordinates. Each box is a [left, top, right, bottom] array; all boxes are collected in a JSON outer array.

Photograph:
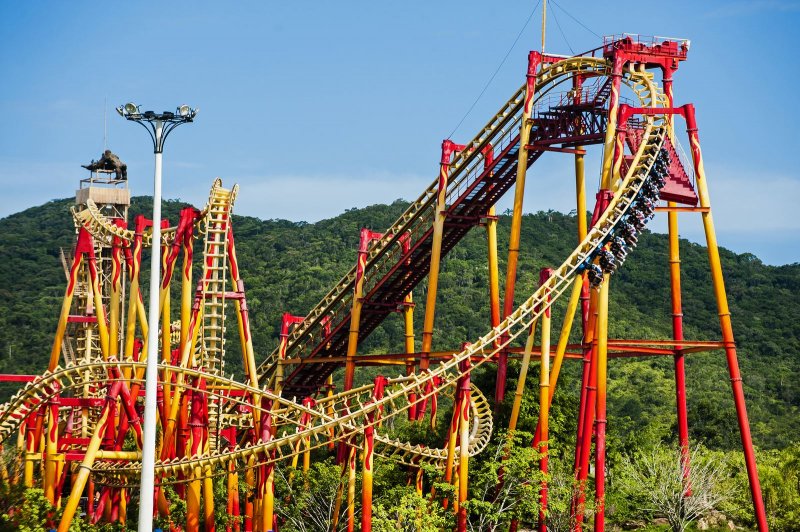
[[419, 140, 462, 405], [498, 52, 541, 406], [683, 104, 768, 530], [456, 360, 471, 532], [362, 411, 375, 532], [593, 280, 610, 532], [538, 269, 552, 532], [668, 205, 691, 479]]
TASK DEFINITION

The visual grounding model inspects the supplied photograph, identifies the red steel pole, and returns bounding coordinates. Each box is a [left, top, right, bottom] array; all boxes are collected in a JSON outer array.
[[683, 104, 768, 530]]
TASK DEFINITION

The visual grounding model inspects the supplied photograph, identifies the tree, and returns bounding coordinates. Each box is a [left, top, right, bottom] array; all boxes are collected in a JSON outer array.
[[618, 446, 725, 532], [372, 486, 452, 532], [463, 431, 543, 531], [275, 459, 350, 532]]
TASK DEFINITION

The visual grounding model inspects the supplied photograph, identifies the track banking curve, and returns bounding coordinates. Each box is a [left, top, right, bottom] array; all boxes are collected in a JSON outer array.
[[0, 55, 668, 488], [262, 55, 666, 398]]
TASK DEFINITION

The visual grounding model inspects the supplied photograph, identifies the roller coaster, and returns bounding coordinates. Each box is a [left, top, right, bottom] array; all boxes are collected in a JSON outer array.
[[0, 34, 770, 531]]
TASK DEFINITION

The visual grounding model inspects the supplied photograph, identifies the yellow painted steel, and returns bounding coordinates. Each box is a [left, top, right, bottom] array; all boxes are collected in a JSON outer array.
[[44, 396, 59, 504], [88, 258, 111, 360], [538, 283, 552, 524], [502, 55, 539, 325], [263, 463, 275, 532], [180, 232, 193, 355], [539, 297, 551, 444], [486, 206, 501, 335], [575, 150, 588, 236], [600, 59, 623, 191], [202, 439, 215, 531], [187, 470, 201, 532], [109, 245, 122, 359], [403, 292, 415, 375], [539, 153, 588, 413], [160, 246, 172, 419], [48, 253, 83, 371], [245, 456, 255, 530], [123, 236, 147, 364], [456, 374, 470, 529], [508, 320, 537, 434], [442, 386, 462, 504], [361, 412, 375, 530], [594, 277, 610, 518], [344, 257, 368, 390], [0, 58, 674, 532], [419, 150, 454, 372], [688, 113, 768, 528], [57, 387, 117, 532], [347, 443, 357, 532]]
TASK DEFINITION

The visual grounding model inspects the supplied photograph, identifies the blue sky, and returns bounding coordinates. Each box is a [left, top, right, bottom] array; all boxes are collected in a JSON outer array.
[[1, 1, 798, 264]]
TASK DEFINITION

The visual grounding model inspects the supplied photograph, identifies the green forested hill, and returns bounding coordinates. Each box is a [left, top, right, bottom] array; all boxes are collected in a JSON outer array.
[[0, 196, 798, 454]]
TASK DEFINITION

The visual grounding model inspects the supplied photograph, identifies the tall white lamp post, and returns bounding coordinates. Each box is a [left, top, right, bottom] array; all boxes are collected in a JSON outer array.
[[117, 103, 197, 531]]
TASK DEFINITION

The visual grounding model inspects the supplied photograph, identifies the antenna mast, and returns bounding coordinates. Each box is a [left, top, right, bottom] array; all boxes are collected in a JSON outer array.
[[541, 0, 547, 53]]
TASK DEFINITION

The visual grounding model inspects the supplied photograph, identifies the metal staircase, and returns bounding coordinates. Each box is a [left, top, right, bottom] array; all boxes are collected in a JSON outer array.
[[259, 57, 668, 400]]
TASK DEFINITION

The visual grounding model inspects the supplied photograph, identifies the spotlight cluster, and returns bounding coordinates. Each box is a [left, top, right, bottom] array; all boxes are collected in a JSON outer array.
[[583, 147, 671, 288]]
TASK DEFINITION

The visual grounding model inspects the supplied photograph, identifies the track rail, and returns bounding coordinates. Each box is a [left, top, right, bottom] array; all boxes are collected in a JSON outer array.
[[71, 178, 227, 247], [0, 59, 667, 489], [264, 57, 665, 397]]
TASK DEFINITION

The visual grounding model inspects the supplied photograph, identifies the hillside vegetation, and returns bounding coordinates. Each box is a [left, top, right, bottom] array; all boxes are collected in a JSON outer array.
[[2, 195, 800, 528], [0, 195, 798, 454]]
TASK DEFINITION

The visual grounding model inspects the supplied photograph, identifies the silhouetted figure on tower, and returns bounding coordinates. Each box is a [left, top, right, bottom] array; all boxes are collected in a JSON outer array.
[[82, 149, 127, 180]]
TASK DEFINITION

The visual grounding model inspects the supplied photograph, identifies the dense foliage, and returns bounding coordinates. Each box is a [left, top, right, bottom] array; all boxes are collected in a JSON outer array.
[[0, 196, 798, 528]]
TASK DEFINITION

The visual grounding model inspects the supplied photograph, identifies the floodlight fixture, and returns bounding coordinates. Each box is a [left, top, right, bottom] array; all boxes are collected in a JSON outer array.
[[117, 102, 197, 532], [117, 102, 197, 153]]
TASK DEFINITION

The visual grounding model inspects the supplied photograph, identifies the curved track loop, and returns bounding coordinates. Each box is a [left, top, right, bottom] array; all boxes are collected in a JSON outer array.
[[71, 177, 231, 247], [0, 359, 490, 486], [258, 56, 667, 393], [0, 56, 668, 488]]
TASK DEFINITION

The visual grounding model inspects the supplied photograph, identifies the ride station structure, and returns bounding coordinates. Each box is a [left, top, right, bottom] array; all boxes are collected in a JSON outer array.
[[0, 32, 769, 531]]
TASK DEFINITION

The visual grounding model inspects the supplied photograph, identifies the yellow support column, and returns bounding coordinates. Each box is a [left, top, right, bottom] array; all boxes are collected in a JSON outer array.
[[43, 391, 60, 505], [498, 51, 541, 405], [109, 236, 123, 358], [538, 269, 552, 530], [346, 442, 357, 532], [361, 410, 376, 531], [345, 229, 382, 391], [486, 206, 501, 335], [419, 140, 462, 376], [48, 247, 84, 371], [58, 382, 122, 532], [593, 278, 610, 529], [456, 359, 471, 532], [507, 320, 537, 435], [403, 291, 417, 419], [683, 104, 768, 530], [531, 142, 588, 445]]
